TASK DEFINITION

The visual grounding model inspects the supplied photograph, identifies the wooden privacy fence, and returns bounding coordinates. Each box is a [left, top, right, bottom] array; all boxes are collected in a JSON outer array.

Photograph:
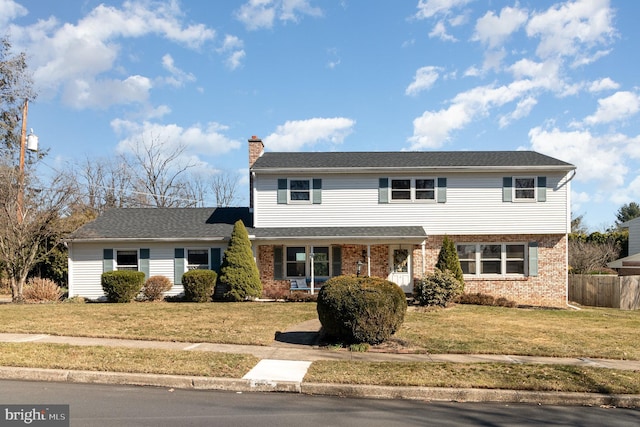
[[569, 274, 640, 310]]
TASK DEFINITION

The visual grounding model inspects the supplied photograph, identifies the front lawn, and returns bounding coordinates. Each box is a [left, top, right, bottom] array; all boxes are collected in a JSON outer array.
[[0, 302, 638, 359]]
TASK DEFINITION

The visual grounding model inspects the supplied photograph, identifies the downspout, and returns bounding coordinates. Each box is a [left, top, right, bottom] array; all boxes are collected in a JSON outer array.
[[564, 170, 577, 309], [367, 245, 371, 277]]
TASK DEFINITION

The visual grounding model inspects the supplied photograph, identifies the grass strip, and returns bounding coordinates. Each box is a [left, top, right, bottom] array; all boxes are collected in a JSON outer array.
[[0, 302, 317, 346], [0, 343, 259, 378], [305, 360, 640, 394]]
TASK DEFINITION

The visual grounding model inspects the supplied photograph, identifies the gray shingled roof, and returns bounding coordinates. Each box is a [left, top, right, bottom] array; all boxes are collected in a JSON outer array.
[[67, 208, 253, 241], [253, 226, 426, 239], [251, 151, 575, 171], [66, 208, 426, 241]]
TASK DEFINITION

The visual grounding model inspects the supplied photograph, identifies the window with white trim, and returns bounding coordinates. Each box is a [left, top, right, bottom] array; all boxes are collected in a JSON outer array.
[[390, 178, 435, 202], [514, 177, 535, 201], [116, 250, 138, 271], [187, 249, 209, 270], [289, 179, 311, 202], [456, 243, 527, 276]]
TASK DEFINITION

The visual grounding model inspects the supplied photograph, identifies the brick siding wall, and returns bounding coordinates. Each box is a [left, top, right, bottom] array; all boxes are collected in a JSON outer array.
[[256, 234, 567, 307]]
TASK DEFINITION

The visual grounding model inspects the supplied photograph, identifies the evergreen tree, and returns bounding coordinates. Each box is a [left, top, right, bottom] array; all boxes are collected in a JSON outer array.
[[435, 236, 464, 284], [615, 202, 640, 227], [217, 220, 262, 301]]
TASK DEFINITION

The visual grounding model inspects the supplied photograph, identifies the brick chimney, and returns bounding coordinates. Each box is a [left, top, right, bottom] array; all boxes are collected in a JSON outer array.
[[248, 136, 264, 210]]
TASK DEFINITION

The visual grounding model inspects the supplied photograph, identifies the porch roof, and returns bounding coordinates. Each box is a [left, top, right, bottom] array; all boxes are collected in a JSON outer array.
[[252, 226, 426, 241]]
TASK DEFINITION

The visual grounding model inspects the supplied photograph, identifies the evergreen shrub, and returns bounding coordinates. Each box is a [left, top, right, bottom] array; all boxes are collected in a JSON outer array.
[[217, 220, 262, 301], [182, 269, 217, 302], [414, 268, 463, 307], [317, 275, 407, 345], [101, 271, 145, 303]]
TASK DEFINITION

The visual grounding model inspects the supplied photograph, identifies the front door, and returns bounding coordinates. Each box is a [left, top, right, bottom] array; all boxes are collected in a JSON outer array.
[[388, 245, 411, 293]]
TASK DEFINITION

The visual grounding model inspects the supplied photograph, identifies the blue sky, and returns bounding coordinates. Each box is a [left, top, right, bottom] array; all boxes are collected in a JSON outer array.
[[3, 0, 639, 231]]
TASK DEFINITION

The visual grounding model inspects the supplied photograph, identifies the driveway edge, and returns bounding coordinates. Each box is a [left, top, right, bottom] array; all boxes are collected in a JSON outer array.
[[1, 367, 638, 408]]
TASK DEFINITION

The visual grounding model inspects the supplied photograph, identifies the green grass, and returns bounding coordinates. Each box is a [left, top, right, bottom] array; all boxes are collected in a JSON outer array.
[[305, 361, 640, 394], [0, 302, 639, 359], [0, 302, 317, 346], [398, 305, 640, 360], [0, 343, 259, 378]]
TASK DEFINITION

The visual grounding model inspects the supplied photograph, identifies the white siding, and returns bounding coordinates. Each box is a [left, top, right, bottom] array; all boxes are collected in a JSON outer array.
[[254, 172, 571, 235], [68, 242, 226, 299]]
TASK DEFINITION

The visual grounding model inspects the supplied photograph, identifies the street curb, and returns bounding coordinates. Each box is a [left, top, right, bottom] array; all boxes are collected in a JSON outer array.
[[1, 367, 639, 408], [301, 383, 640, 408]]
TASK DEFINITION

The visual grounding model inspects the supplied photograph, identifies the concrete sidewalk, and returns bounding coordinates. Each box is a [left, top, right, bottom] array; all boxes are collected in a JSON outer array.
[[1, 326, 640, 408]]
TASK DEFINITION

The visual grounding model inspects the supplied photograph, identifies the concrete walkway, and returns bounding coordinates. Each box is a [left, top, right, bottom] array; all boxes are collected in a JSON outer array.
[[1, 319, 640, 407]]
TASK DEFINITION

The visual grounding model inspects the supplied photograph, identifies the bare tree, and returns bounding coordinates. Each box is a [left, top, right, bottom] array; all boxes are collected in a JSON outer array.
[[126, 134, 198, 207], [72, 155, 137, 213], [1, 36, 35, 157], [211, 172, 240, 207], [0, 160, 75, 302], [568, 239, 620, 274]]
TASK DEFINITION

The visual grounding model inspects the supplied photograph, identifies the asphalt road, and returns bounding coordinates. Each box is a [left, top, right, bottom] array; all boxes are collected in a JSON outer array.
[[0, 380, 638, 426]]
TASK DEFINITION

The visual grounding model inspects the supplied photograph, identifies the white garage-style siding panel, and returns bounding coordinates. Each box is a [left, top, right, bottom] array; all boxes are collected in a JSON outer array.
[[254, 172, 570, 235], [68, 243, 107, 300]]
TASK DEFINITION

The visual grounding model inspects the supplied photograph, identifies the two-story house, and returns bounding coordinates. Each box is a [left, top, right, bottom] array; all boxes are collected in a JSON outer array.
[[66, 136, 575, 306]]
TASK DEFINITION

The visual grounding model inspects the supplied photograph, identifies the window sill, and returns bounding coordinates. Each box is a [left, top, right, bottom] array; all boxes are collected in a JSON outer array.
[[463, 275, 528, 281]]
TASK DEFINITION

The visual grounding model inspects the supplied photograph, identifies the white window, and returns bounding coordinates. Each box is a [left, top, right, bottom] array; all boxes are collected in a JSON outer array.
[[116, 250, 138, 271], [390, 178, 435, 202], [514, 177, 535, 201], [457, 243, 526, 276], [187, 249, 209, 270], [289, 179, 311, 203]]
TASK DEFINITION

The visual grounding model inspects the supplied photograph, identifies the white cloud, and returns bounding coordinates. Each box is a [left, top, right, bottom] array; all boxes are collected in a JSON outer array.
[[429, 20, 456, 41], [588, 77, 619, 93], [584, 91, 640, 125], [235, 0, 322, 30], [160, 54, 196, 87], [526, 0, 615, 63], [409, 80, 539, 149], [499, 96, 537, 128], [405, 66, 442, 96], [528, 126, 628, 188], [11, 1, 214, 109], [112, 119, 242, 157], [264, 117, 355, 151], [414, 0, 473, 20], [0, 0, 27, 28], [63, 75, 153, 109], [472, 5, 528, 49], [217, 35, 246, 70]]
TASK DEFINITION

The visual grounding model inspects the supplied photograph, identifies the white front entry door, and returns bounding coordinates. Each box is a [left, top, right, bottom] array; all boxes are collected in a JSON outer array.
[[388, 245, 411, 293]]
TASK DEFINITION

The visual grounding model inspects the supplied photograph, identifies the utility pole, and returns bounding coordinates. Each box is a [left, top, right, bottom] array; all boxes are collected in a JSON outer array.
[[17, 98, 28, 223]]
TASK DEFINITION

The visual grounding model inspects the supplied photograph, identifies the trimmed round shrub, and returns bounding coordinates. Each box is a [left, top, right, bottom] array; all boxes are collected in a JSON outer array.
[[101, 271, 145, 303], [182, 269, 217, 302], [143, 275, 173, 301], [23, 277, 63, 303], [317, 275, 407, 345], [414, 268, 463, 307]]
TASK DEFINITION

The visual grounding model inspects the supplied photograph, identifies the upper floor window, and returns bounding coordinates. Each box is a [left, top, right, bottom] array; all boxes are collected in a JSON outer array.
[[277, 178, 322, 204], [187, 249, 209, 270], [390, 178, 435, 202], [290, 179, 311, 202], [116, 250, 138, 271], [514, 177, 535, 200]]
